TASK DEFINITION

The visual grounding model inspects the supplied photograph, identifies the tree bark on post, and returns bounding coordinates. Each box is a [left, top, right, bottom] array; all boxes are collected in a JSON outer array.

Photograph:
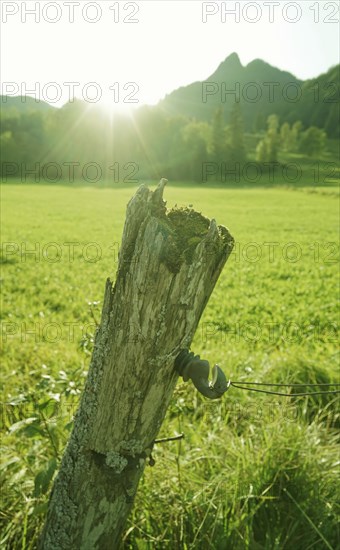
[[39, 179, 234, 549]]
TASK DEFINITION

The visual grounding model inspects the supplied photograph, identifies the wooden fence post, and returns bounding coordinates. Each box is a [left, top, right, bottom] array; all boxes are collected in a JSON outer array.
[[39, 179, 234, 549]]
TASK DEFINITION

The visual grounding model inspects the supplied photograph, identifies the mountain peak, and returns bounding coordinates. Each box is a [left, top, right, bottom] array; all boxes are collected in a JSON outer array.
[[225, 52, 242, 63], [209, 52, 243, 80], [219, 52, 243, 70], [246, 58, 269, 69]]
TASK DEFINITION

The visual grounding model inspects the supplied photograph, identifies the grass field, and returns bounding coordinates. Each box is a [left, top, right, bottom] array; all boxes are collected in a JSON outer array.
[[1, 179, 339, 549]]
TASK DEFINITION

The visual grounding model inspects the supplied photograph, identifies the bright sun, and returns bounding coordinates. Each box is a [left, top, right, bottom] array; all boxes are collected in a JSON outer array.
[[97, 90, 140, 117]]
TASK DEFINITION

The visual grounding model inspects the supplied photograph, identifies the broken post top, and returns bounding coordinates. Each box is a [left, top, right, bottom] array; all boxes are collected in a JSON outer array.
[[119, 178, 234, 276]]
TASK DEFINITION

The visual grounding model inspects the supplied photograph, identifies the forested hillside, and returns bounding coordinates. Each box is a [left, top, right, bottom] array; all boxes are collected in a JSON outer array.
[[1, 54, 338, 182]]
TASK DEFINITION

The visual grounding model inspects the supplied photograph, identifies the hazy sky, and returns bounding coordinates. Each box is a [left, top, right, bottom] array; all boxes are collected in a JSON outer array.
[[1, 0, 339, 110]]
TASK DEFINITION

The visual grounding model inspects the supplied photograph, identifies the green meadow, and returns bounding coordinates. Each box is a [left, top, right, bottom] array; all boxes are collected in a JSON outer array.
[[1, 179, 339, 548]]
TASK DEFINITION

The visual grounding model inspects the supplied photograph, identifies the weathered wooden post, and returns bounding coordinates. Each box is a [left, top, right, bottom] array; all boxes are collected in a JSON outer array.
[[39, 179, 234, 549]]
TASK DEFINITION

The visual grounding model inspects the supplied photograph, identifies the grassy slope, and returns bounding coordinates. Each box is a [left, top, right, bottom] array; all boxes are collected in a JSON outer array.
[[1, 182, 339, 549]]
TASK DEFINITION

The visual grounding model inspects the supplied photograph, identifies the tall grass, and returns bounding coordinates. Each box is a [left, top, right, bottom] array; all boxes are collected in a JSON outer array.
[[1, 181, 339, 548]]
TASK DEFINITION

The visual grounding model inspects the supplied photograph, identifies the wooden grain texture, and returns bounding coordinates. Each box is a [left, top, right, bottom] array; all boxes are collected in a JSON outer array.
[[39, 180, 234, 549]]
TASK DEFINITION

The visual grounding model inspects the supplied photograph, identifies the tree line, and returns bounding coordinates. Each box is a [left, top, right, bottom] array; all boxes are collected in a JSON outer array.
[[0, 99, 329, 182]]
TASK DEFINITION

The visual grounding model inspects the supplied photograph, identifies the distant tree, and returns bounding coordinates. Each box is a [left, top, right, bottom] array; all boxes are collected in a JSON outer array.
[[280, 120, 304, 152], [181, 121, 209, 181], [280, 122, 291, 151], [182, 120, 210, 147], [211, 107, 228, 163], [256, 114, 280, 163], [255, 138, 268, 163], [290, 120, 303, 152], [299, 126, 327, 157], [229, 102, 246, 163], [266, 114, 280, 162]]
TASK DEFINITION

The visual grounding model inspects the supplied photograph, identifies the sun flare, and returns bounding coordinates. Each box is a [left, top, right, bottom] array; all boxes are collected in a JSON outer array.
[[97, 95, 138, 118]]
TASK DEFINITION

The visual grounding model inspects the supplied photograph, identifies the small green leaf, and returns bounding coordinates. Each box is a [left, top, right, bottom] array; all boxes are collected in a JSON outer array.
[[8, 417, 38, 434], [33, 458, 57, 497]]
